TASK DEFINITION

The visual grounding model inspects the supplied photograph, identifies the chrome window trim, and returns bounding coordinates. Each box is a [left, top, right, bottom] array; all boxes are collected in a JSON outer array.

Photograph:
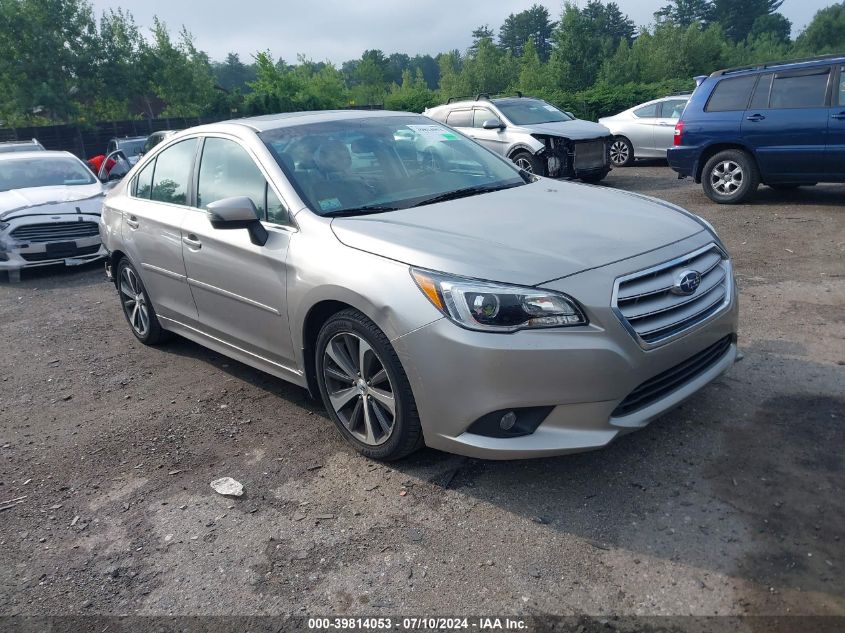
[[611, 242, 733, 350]]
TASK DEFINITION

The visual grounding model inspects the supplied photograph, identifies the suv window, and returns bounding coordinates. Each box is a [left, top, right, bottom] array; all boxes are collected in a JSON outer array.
[[838, 67, 845, 106], [446, 109, 472, 127], [133, 159, 155, 199], [705, 76, 756, 112], [660, 99, 687, 119], [770, 67, 830, 109], [473, 108, 498, 127], [749, 73, 773, 109], [633, 103, 658, 118], [197, 137, 290, 224], [150, 138, 197, 205]]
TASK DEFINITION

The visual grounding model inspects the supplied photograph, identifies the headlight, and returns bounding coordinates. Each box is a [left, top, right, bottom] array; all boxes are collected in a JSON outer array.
[[411, 268, 587, 332]]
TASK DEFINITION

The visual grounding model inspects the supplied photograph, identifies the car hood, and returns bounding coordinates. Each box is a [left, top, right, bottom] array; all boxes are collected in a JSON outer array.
[[513, 119, 611, 141], [331, 180, 705, 286], [0, 183, 104, 220]]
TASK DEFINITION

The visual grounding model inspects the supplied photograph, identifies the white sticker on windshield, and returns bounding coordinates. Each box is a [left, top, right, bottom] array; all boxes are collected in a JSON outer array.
[[406, 124, 459, 142]]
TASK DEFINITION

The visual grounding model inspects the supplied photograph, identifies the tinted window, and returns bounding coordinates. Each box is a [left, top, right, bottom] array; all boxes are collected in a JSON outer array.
[[633, 103, 658, 118], [197, 138, 268, 219], [446, 109, 472, 127], [150, 138, 196, 205], [838, 67, 845, 106], [770, 68, 830, 109], [660, 99, 687, 120], [749, 73, 773, 109], [133, 160, 154, 199], [705, 76, 756, 112], [473, 108, 498, 127]]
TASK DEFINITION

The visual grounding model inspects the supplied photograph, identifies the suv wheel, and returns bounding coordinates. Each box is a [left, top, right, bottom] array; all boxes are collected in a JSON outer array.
[[315, 309, 424, 460], [510, 151, 543, 175], [117, 258, 169, 345], [702, 150, 759, 204], [609, 137, 634, 167]]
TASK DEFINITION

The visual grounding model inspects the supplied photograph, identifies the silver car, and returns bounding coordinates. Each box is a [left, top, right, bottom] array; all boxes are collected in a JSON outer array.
[[99, 111, 738, 461], [1, 151, 106, 282], [425, 95, 612, 182], [599, 95, 690, 167]]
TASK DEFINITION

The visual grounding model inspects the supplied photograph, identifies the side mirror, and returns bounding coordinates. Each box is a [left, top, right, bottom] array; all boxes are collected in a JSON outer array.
[[206, 196, 268, 247], [482, 119, 504, 130]]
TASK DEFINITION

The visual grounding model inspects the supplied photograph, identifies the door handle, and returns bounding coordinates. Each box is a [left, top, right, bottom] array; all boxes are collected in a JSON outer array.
[[125, 215, 139, 229], [832, 112, 845, 120], [746, 114, 765, 122], [182, 235, 202, 249]]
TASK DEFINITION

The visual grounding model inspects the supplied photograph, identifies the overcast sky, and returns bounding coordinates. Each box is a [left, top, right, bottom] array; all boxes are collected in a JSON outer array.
[[88, 0, 832, 64]]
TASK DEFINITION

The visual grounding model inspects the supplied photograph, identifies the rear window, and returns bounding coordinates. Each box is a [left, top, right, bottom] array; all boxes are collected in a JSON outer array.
[[633, 103, 658, 118], [705, 76, 756, 112], [769, 68, 830, 109], [445, 109, 472, 127]]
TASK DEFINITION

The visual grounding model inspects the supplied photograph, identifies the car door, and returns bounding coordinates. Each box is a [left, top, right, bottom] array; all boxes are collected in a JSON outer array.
[[626, 102, 659, 156], [469, 107, 507, 155], [180, 135, 297, 368], [828, 65, 845, 181], [741, 66, 831, 180], [120, 138, 199, 325], [653, 99, 688, 152]]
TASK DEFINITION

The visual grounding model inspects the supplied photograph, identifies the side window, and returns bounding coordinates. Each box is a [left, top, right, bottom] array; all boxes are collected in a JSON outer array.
[[839, 67, 845, 106], [266, 186, 290, 225], [770, 67, 830, 109], [749, 73, 773, 109], [660, 99, 687, 120], [198, 137, 277, 221], [150, 138, 197, 205], [473, 108, 498, 127], [133, 159, 155, 199], [446, 109, 472, 127], [705, 76, 756, 112], [633, 103, 658, 118]]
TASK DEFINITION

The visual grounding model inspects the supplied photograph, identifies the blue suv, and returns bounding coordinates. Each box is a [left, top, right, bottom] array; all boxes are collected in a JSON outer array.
[[668, 54, 845, 204]]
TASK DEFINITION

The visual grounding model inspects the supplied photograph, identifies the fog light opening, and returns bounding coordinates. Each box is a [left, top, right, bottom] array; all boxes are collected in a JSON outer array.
[[499, 411, 517, 431]]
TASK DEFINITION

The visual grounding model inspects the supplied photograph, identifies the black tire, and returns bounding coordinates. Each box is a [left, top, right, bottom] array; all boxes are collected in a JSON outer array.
[[701, 149, 760, 204], [580, 170, 609, 184], [609, 136, 634, 167], [116, 258, 169, 345], [510, 150, 544, 175], [315, 309, 423, 460]]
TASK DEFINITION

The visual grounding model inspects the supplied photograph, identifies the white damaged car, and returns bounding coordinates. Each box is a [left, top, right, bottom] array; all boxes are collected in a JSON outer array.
[[0, 151, 107, 282]]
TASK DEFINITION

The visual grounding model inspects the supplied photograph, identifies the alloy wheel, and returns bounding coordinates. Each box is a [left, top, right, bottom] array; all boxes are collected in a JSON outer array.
[[514, 156, 534, 173], [322, 332, 396, 446], [119, 266, 150, 337], [609, 140, 630, 166], [711, 160, 743, 195]]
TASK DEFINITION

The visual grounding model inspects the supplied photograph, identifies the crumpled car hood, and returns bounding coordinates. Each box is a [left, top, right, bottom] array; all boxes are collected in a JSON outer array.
[[0, 183, 104, 220], [331, 180, 705, 286], [513, 119, 611, 141]]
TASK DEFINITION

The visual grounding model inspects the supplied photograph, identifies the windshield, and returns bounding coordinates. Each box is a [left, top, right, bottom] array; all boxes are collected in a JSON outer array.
[[117, 139, 145, 155], [495, 99, 573, 125], [0, 143, 43, 154], [259, 115, 525, 216], [0, 157, 97, 191]]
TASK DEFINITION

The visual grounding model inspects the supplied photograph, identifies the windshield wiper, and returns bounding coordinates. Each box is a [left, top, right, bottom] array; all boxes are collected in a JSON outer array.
[[322, 205, 400, 218], [409, 182, 524, 208]]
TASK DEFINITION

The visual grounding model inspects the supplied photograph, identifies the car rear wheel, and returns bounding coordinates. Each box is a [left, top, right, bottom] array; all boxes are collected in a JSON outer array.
[[315, 309, 423, 460], [702, 149, 759, 204], [510, 150, 543, 175], [609, 137, 634, 167], [117, 259, 168, 345]]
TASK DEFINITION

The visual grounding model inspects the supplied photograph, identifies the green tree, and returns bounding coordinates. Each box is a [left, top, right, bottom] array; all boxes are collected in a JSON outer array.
[[654, 0, 714, 27], [213, 53, 256, 92], [498, 4, 555, 60], [795, 2, 845, 54], [711, 0, 784, 42], [384, 68, 436, 112]]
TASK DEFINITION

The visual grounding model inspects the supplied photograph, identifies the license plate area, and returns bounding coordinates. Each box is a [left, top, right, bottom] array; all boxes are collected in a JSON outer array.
[[45, 241, 79, 257]]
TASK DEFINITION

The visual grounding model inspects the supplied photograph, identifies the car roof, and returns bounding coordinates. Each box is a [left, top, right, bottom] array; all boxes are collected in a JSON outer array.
[[193, 109, 420, 134], [710, 53, 845, 78], [0, 150, 78, 162]]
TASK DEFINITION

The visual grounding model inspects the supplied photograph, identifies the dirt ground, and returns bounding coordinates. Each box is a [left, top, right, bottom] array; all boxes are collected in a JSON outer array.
[[1, 165, 843, 623]]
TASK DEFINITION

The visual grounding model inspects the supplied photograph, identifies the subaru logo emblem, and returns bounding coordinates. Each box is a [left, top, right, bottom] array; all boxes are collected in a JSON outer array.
[[673, 269, 701, 296]]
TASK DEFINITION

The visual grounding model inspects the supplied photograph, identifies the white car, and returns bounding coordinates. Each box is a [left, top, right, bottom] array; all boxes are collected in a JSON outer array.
[[599, 95, 690, 167], [0, 151, 107, 282]]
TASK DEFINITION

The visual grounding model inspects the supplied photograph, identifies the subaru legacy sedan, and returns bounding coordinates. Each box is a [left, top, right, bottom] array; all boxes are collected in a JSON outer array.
[[99, 110, 738, 460]]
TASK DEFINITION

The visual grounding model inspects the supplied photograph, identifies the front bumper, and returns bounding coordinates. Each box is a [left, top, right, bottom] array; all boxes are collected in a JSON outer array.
[[0, 214, 106, 272], [392, 240, 739, 460]]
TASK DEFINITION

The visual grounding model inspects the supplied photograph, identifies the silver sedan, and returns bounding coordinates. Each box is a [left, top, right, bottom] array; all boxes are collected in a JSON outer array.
[[99, 110, 737, 460], [599, 95, 690, 167]]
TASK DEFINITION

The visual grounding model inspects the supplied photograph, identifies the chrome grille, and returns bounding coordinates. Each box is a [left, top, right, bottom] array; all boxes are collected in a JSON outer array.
[[612, 244, 731, 348], [10, 221, 99, 243]]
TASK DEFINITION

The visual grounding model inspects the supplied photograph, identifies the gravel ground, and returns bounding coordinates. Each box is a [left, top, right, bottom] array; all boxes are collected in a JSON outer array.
[[0, 165, 843, 621]]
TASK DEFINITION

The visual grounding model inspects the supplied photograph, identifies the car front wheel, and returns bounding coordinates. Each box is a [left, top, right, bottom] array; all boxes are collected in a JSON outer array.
[[701, 150, 759, 204], [315, 309, 423, 460], [116, 258, 168, 345], [510, 150, 543, 175]]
